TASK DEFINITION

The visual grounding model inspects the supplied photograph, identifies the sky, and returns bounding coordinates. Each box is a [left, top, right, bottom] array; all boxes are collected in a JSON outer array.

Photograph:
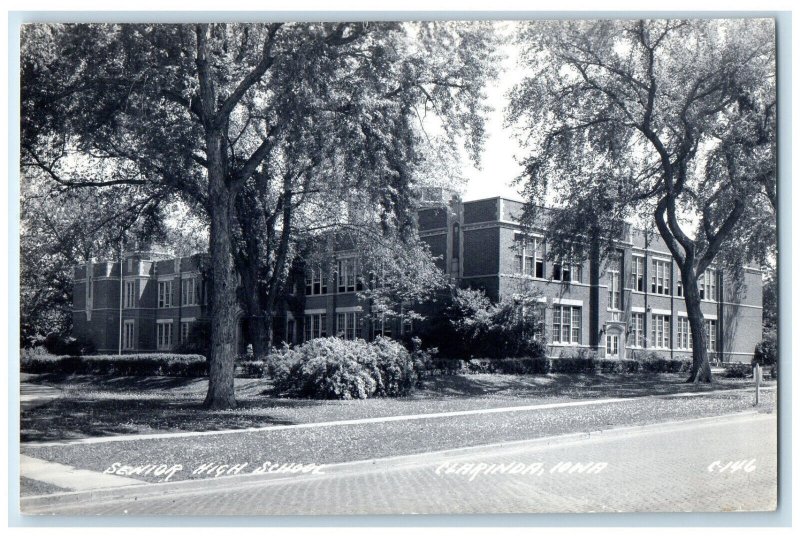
[[461, 24, 526, 203]]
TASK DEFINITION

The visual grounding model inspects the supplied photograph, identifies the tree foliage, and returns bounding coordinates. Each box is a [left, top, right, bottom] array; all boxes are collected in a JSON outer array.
[[508, 19, 776, 382], [21, 22, 500, 407]]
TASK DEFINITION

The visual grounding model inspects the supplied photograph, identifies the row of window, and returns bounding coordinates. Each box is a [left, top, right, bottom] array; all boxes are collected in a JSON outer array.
[[631, 313, 717, 351], [305, 258, 368, 296], [300, 312, 411, 343], [509, 241, 719, 303], [121, 320, 193, 350], [121, 277, 202, 309], [632, 257, 718, 301], [517, 305, 717, 350], [513, 237, 582, 283]]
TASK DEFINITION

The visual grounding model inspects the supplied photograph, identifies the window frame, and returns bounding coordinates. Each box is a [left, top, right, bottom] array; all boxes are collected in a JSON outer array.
[[552, 305, 581, 344], [156, 321, 173, 350], [650, 259, 671, 296], [123, 279, 136, 309], [650, 314, 671, 349], [122, 319, 135, 350], [631, 255, 645, 292], [630, 312, 645, 348], [158, 280, 173, 308]]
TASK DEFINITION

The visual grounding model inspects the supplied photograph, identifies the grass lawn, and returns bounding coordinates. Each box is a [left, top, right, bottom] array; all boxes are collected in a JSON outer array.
[[20, 371, 772, 443]]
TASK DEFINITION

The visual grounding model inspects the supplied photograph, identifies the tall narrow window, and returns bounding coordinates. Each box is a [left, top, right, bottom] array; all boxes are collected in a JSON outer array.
[[158, 281, 173, 308], [608, 270, 621, 312], [651, 260, 671, 296], [651, 314, 671, 348], [180, 321, 192, 343], [606, 334, 619, 358], [630, 313, 645, 348], [124, 280, 136, 308], [182, 277, 198, 306], [156, 322, 173, 350], [123, 320, 135, 350], [337, 258, 358, 293], [706, 319, 717, 351], [676, 317, 691, 349], [631, 256, 645, 292], [699, 269, 718, 301]]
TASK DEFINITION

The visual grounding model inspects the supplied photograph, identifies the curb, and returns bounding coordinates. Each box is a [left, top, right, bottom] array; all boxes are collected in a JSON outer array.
[[20, 409, 774, 513]]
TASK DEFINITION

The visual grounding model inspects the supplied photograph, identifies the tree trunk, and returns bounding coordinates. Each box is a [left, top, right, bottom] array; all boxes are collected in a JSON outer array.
[[203, 133, 238, 409], [245, 294, 268, 359], [682, 269, 712, 384]]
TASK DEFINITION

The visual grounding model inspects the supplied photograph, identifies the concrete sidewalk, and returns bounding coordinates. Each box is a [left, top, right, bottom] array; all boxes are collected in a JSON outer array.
[[21, 411, 777, 515], [20, 377, 62, 411]]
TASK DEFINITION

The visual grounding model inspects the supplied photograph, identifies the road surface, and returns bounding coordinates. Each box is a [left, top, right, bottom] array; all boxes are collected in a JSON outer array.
[[21, 411, 777, 515]]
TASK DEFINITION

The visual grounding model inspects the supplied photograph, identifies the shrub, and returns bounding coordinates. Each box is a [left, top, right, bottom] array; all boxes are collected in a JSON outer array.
[[20, 353, 208, 377], [40, 333, 95, 356], [550, 349, 597, 373], [428, 357, 466, 375], [266, 337, 420, 399], [237, 360, 267, 378], [723, 362, 753, 378], [434, 288, 548, 360], [495, 357, 550, 375], [753, 331, 777, 367], [172, 320, 212, 357], [636, 351, 691, 373]]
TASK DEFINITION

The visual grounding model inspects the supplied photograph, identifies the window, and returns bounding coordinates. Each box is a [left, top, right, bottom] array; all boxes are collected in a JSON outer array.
[[676, 280, 684, 297], [127, 258, 133, 272], [373, 316, 392, 339], [158, 280, 173, 308], [706, 319, 717, 351], [180, 321, 191, 343], [336, 312, 362, 340], [606, 334, 619, 358], [630, 313, 645, 348], [552, 261, 582, 283], [337, 257, 360, 293], [651, 259, 671, 296], [182, 277, 199, 306], [552, 305, 581, 344], [123, 320, 135, 350], [156, 322, 173, 350], [124, 280, 136, 308], [608, 255, 622, 311], [305, 267, 328, 296], [304, 313, 327, 341], [513, 236, 544, 278], [699, 269, 718, 301], [676, 317, 691, 350], [631, 256, 645, 292], [651, 314, 671, 349]]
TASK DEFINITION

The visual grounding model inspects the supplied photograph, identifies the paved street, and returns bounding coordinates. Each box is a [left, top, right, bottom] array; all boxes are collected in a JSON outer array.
[[22, 411, 777, 515]]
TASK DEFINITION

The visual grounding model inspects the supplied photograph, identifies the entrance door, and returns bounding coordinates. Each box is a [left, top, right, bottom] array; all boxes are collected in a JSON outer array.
[[606, 334, 620, 359]]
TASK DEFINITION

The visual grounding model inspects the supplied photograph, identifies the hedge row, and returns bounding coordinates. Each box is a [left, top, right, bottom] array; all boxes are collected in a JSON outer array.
[[21, 353, 209, 377], [427, 356, 692, 375]]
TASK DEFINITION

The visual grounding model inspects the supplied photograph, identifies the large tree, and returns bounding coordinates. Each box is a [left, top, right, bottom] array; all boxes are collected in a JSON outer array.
[[21, 22, 499, 407], [20, 172, 168, 347], [508, 19, 775, 382]]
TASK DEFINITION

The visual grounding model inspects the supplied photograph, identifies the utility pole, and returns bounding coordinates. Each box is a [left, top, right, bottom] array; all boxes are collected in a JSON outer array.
[[118, 236, 124, 355]]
